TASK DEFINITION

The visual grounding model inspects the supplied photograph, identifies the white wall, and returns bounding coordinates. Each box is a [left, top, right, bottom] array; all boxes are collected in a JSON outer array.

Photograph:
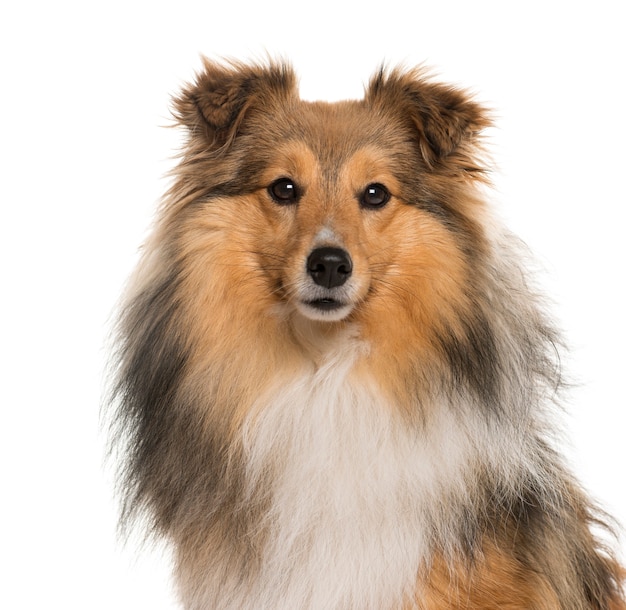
[[1, 1, 624, 607]]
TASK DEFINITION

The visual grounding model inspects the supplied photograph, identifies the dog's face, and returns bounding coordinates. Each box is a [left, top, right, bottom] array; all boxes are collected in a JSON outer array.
[[167, 61, 491, 354], [251, 117, 417, 322], [249, 124, 467, 326]]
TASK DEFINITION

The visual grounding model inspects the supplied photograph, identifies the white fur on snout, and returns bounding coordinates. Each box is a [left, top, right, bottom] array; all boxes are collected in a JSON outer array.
[[312, 226, 340, 246], [293, 228, 364, 322], [294, 262, 360, 322]]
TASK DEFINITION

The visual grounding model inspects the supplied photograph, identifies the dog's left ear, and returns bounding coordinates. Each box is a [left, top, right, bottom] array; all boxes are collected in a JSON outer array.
[[173, 58, 297, 151], [366, 67, 490, 170]]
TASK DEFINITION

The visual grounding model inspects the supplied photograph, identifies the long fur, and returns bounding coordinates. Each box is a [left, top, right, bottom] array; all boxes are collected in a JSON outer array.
[[109, 59, 625, 609]]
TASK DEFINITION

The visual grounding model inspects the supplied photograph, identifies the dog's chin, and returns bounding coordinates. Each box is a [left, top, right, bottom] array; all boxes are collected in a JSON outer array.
[[296, 299, 354, 322]]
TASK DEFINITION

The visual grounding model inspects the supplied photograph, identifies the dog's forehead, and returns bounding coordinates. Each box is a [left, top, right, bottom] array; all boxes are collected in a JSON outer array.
[[298, 99, 393, 143], [260, 98, 412, 171]]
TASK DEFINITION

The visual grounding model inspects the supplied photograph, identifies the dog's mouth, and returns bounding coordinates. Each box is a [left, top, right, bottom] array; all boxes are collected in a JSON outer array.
[[296, 297, 354, 322], [306, 298, 345, 311]]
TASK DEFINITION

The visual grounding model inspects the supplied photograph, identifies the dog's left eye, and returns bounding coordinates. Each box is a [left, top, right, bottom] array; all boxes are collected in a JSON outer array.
[[268, 178, 300, 204], [360, 183, 391, 209]]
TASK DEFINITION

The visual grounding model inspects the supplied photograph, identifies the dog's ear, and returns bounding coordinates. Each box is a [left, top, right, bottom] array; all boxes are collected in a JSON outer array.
[[366, 67, 490, 170], [173, 59, 297, 150]]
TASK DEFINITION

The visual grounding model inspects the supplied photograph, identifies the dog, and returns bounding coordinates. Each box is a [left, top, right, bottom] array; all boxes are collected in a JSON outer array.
[[109, 59, 625, 608]]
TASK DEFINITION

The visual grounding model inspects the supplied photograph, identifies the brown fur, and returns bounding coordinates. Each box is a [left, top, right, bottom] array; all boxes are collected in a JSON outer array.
[[415, 488, 626, 609], [109, 59, 625, 608]]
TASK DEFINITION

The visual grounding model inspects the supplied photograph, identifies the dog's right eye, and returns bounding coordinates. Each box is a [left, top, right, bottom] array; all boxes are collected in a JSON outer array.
[[268, 178, 300, 204], [360, 183, 391, 209]]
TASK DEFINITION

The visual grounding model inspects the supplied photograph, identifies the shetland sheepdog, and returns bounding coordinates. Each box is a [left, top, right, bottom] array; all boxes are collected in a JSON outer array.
[[109, 59, 625, 609]]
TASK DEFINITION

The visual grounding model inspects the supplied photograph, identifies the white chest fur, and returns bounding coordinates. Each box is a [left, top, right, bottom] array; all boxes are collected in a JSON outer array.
[[180, 335, 535, 610], [217, 341, 497, 610]]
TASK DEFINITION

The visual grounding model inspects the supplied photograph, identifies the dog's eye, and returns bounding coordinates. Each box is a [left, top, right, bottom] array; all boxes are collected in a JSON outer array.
[[269, 178, 299, 204], [360, 183, 391, 209]]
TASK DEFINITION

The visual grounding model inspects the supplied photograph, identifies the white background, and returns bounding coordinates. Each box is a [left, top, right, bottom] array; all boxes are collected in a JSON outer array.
[[1, 1, 624, 608]]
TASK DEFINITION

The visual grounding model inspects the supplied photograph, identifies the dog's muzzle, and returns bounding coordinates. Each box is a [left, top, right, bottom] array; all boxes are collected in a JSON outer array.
[[298, 246, 355, 320]]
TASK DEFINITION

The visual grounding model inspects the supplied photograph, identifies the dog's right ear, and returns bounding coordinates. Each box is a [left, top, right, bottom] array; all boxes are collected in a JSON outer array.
[[365, 66, 490, 172], [173, 58, 297, 150]]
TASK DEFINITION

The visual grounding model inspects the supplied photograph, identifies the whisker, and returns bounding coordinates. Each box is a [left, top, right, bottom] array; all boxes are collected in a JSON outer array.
[[370, 277, 421, 302]]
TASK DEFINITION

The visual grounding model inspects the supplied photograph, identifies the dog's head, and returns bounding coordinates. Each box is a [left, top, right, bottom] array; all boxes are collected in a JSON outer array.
[[169, 59, 490, 333]]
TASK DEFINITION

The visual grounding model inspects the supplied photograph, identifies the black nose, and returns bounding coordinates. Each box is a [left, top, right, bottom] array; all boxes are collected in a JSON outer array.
[[306, 247, 353, 289]]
